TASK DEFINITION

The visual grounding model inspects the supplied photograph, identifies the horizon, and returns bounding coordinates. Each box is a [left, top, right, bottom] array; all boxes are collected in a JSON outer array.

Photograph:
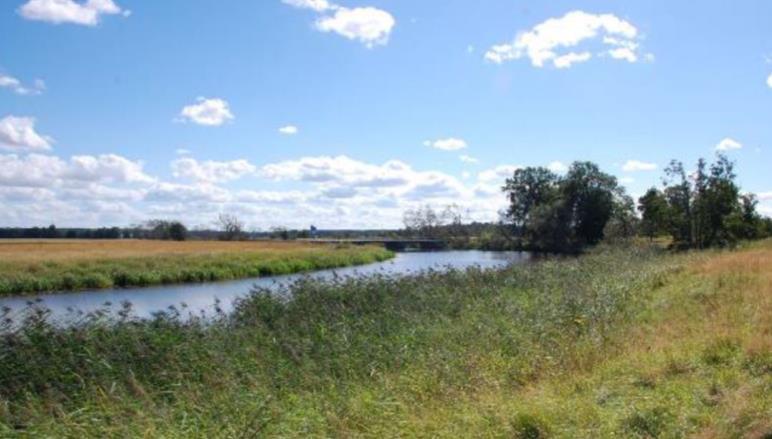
[[2, 0, 772, 230]]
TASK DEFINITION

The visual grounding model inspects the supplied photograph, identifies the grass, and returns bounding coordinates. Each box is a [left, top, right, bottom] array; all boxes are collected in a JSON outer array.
[[0, 240, 394, 295], [0, 241, 770, 437]]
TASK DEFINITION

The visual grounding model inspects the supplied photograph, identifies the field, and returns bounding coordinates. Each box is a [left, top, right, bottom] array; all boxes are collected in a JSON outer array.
[[0, 241, 770, 437], [0, 240, 394, 296]]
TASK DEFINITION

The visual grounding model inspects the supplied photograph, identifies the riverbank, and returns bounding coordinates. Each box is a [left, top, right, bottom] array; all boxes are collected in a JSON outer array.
[[0, 240, 393, 296], [1, 241, 769, 436]]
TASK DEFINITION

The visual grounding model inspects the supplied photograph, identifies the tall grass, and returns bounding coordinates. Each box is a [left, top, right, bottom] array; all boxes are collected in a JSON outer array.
[[0, 244, 707, 436], [0, 242, 393, 295]]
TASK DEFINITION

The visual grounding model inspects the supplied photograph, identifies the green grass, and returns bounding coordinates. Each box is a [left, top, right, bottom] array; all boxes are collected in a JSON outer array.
[[0, 242, 769, 437], [0, 244, 393, 296]]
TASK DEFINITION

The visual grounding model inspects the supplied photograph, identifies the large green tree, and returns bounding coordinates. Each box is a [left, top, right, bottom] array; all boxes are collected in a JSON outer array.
[[502, 161, 624, 252], [653, 154, 761, 249], [637, 188, 669, 240]]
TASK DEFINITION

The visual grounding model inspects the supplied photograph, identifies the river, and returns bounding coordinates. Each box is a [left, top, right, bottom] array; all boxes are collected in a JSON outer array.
[[0, 250, 530, 325]]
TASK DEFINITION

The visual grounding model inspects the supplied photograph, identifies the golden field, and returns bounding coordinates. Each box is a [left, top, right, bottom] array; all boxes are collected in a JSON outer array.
[[0, 239, 348, 262]]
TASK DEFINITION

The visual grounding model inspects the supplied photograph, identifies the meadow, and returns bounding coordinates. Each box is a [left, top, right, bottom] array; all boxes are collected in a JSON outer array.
[[0, 240, 393, 296], [0, 241, 769, 437]]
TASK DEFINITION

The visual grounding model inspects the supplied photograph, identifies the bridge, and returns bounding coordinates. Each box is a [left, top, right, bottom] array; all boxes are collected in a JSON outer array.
[[301, 239, 447, 252]]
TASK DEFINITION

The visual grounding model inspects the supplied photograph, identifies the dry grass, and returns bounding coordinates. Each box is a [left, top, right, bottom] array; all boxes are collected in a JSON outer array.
[[0, 239, 332, 263]]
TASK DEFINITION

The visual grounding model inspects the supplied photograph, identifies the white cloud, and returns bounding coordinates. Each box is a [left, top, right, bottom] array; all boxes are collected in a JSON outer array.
[[18, 0, 126, 26], [485, 11, 645, 68], [261, 155, 411, 187], [477, 165, 520, 183], [0, 74, 45, 96], [171, 157, 256, 184], [0, 151, 522, 229], [715, 137, 742, 151], [282, 0, 335, 12], [767, 73, 772, 88], [756, 191, 772, 201], [622, 159, 657, 172], [553, 52, 592, 68], [175, 148, 192, 155], [459, 154, 479, 164], [619, 176, 635, 184], [0, 115, 53, 152], [179, 97, 234, 126], [547, 161, 568, 173], [64, 154, 155, 184], [284, 0, 395, 48], [0, 153, 153, 188], [315, 7, 395, 48], [279, 125, 299, 135], [424, 137, 468, 151], [145, 182, 231, 204]]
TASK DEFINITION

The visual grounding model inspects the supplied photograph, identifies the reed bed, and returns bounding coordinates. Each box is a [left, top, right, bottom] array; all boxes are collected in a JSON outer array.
[[0, 242, 769, 437]]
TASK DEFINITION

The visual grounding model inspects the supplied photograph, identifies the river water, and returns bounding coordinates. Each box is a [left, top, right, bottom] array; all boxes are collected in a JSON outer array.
[[0, 250, 530, 325]]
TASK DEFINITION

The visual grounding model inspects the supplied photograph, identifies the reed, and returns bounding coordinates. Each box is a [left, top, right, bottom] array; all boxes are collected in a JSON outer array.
[[0, 241, 769, 437]]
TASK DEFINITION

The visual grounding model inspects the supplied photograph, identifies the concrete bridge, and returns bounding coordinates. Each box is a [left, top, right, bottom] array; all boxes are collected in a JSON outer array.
[[302, 239, 447, 252]]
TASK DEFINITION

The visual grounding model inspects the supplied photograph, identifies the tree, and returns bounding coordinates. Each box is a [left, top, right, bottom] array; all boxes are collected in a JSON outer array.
[[502, 167, 558, 240], [638, 188, 669, 240], [560, 161, 619, 247], [502, 161, 623, 252], [403, 205, 442, 238], [145, 219, 187, 241], [727, 193, 761, 241], [168, 222, 187, 241], [657, 154, 758, 249], [218, 214, 245, 241], [662, 160, 693, 248], [604, 192, 638, 242]]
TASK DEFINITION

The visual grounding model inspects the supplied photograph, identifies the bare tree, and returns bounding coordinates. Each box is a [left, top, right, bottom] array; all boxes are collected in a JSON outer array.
[[218, 214, 245, 241]]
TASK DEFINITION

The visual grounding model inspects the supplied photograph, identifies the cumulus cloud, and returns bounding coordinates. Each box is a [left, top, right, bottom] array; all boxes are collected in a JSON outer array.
[[547, 161, 568, 173], [178, 97, 234, 126], [0, 74, 45, 96], [65, 154, 156, 184], [171, 157, 256, 184], [284, 0, 395, 48], [485, 11, 646, 68], [459, 154, 479, 164], [282, 0, 335, 12], [0, 115, 53, 152], [767, 73, 772, 88], [279, 125, 299, 135], [18, 0, 127, 26], [757, 191, 772, 201], [424, 137, 468, 151], [261, 155, 411, 187], [0, 148, 524, 229], [477, 165, 520, 184], [715, 137, 742, 151], [0, 153, 153, 188], [315, 7, 395, 48], [622, 159, 657, 172]]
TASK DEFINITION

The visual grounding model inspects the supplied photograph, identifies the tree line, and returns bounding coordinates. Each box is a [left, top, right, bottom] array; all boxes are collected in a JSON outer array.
[[0, 214, 248, 242], [502, 154, 769, 252], [404, 154, 769, 253]]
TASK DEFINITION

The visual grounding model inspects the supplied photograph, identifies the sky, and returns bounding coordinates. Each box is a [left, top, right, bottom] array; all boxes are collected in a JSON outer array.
[[1, 0, 771, 230]]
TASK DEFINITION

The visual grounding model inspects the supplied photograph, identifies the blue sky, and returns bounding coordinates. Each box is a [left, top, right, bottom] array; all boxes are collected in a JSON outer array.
[[1, 0, 771, 229]]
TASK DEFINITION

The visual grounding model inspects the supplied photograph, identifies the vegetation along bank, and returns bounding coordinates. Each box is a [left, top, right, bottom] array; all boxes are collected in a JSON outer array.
[[1, 241, 769, 436], [0, 240, 393, 296]]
